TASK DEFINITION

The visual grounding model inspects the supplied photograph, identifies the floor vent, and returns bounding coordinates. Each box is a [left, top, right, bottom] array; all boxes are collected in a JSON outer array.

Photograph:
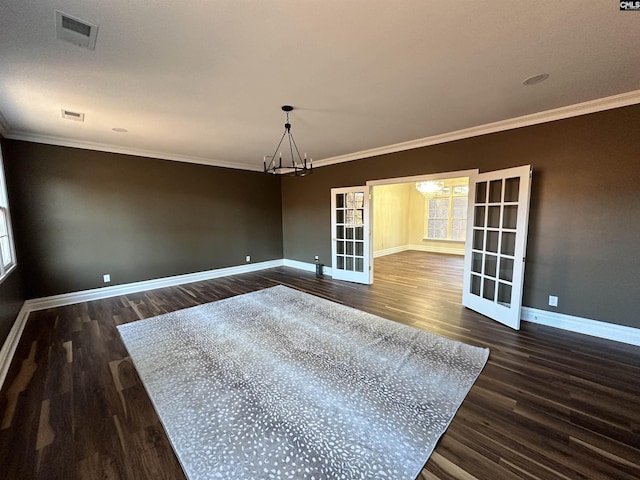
[[61, 109, 85, 122], [55, 11, 98, 51]]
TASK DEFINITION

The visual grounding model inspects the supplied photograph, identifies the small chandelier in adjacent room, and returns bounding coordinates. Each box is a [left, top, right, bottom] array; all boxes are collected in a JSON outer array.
[[263, 105, 313, 176]]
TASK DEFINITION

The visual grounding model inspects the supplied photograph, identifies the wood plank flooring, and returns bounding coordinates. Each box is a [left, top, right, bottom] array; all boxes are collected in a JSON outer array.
[[1, 250, 639, 479]]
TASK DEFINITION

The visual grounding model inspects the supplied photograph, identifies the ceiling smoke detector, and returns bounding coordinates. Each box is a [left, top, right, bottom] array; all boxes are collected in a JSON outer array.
[[55, 11, 98, 50], [61, 109, 85, 121]]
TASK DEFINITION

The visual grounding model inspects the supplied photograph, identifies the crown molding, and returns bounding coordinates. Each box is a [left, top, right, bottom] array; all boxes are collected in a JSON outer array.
[[2, 89, 640, 171], [314, 89, 640, 168], [2, 130, 263, 172]]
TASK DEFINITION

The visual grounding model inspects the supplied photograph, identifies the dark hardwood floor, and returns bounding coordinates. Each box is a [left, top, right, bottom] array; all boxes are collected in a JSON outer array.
[[1, 250, 639, 479]]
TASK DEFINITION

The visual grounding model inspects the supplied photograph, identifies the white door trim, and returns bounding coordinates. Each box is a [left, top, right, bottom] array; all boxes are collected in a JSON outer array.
[[366, 169, 479, 187]]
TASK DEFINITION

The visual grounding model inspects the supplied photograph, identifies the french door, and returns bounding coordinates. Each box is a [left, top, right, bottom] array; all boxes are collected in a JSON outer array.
[[330, 186, 373, 284], [462, 165, 532, 329]]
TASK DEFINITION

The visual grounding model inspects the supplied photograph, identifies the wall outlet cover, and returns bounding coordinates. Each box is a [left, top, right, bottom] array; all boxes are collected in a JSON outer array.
[[246, 255, 251, 262], [103, 274, 111, 283], [549, 295, 558, 307]]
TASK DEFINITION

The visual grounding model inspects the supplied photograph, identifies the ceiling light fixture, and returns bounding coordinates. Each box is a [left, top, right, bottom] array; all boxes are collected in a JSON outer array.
[[522, 73, 550, 86], [416, 181, 445, 194], [263, 105, 312, 176]]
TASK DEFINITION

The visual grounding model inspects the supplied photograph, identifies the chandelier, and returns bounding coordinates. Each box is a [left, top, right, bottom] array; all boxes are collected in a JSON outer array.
[[263, 105, 313, 176]]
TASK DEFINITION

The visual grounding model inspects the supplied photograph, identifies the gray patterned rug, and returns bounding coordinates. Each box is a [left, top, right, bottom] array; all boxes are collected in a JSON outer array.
[[118, 285, 489, 480]]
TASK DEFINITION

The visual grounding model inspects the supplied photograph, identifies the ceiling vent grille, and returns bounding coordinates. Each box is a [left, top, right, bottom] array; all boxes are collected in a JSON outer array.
[[61, 109, 85, 122], [55, 11, 98, 50]]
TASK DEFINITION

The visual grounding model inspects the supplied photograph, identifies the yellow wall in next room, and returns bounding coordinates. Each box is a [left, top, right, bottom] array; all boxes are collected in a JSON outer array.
[[373, 180, 466, 256]]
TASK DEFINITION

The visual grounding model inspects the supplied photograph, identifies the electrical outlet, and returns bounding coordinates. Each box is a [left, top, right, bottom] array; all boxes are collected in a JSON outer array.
[[103, 274, 111, 283], [549, 295, 558, 307], [315, 255, 319, 261], [246, 255, 251, 263]]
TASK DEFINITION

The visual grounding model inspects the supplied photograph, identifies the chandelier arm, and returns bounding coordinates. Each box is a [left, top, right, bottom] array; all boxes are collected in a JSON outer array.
[[288, 133, 305, 167], [288, 131, 296, 168], [268, 129, 288, 170]]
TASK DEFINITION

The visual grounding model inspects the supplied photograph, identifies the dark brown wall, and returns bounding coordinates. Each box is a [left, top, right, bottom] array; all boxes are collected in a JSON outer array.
[[3, 140, 283, 298], [282, 105, 640, 329], [0, 267, 24, 345]]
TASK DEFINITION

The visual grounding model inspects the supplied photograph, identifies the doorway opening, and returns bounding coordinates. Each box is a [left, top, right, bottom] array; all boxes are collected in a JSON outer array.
[[368, 170, 475, 311], [368, 170, 475, 272], [332, 166, 531, 329], [371, 175, 471, 260]]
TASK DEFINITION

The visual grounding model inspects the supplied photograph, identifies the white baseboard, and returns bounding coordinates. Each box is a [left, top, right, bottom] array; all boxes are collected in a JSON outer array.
[[373, 245, 410, 258], [0, 302, 30, 390], [374, 244, 464, 258], [26, 259, 285, 312], [3, 257, 340, 391], [521, 307, 640, 347], [283, 259, 333, 277], [409, 244, 465, 256]]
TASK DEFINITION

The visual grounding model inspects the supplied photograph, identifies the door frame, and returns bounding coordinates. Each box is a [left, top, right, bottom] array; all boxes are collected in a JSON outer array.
[[366, 169, 479, 282]]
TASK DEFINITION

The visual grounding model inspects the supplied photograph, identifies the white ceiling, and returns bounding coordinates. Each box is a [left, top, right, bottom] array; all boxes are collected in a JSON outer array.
[[1, 1, 639, 171]]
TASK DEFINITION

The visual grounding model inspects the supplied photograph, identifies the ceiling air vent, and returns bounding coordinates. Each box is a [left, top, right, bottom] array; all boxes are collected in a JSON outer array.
[[55, 11, 98, 51], [61, 109, 85, 122]]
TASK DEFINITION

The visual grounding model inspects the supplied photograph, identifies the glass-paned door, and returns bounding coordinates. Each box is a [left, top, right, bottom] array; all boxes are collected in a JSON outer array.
[[331, 186, 372, 284], [462, 165, 532, 329]]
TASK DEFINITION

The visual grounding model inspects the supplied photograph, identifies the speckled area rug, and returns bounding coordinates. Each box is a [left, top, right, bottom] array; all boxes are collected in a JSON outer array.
[[117, 285, 489, 480]]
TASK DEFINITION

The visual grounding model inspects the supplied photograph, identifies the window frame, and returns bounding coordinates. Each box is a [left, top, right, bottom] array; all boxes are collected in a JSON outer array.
[[0, 144, 17, 282], [420, 179, 469, 242]]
